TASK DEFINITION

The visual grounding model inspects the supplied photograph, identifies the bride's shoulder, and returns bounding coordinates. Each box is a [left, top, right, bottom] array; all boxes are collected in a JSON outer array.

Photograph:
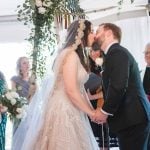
[[61, 47, 79, 61]]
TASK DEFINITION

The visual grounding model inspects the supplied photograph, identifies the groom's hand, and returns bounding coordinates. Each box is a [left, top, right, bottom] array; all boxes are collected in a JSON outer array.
[[92, 108, 108, 124]]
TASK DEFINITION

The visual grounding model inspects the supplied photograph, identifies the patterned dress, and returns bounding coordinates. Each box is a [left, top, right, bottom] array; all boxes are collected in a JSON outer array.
[[0, 71, 7, 150]]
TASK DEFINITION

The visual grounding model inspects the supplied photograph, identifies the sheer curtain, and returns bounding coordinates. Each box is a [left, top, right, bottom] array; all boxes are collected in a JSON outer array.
[[115, 16, 150, 71]]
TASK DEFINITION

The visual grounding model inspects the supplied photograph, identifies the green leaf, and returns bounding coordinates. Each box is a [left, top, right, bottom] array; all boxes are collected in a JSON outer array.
[[29, 0, 36, 9]]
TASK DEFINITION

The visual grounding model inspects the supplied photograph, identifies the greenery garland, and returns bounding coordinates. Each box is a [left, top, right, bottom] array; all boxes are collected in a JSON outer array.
[[17, 0, 134, 79], [17, 0, 84, 78]]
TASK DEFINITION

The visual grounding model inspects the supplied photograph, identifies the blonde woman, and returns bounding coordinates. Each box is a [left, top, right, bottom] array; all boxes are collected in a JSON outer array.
[[11, 56, 36, 134]]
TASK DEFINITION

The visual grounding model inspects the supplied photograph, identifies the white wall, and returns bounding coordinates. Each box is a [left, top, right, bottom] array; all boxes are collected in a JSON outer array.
[[115, 16, 150, 70], [0, 21, 30, 43]]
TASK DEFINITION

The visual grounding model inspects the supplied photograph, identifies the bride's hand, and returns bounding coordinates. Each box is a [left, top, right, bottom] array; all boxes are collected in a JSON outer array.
[[87, 89, 92, 99], [89, 110, 96, 121]]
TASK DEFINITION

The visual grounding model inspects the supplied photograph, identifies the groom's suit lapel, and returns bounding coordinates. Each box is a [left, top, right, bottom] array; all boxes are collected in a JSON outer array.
[[103, 43, 120, 79], [102, 43, 120, 99], [102, 43, 120, 72], [106, 43, 119, 57]]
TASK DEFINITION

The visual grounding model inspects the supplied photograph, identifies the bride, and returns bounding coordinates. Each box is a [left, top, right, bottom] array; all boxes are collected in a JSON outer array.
[[12, 19, 99, 150]]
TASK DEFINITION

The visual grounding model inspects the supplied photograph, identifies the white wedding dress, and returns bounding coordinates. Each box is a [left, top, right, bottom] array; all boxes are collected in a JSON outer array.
[[12, 48, 99, 150]]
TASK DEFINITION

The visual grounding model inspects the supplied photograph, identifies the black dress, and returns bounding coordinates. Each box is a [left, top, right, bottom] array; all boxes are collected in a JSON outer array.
[[85, 58, 109, 148], [85, 58, 119, 148]]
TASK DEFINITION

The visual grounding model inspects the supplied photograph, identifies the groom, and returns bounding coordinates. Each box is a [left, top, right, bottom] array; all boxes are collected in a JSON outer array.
[[93, 23, 150, 150]]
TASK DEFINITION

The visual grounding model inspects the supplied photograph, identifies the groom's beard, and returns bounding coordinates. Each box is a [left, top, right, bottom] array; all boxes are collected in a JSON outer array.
[[95, 39, 102, 48]]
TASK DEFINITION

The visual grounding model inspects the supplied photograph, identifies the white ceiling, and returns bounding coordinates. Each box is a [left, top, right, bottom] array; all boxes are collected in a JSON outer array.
[[80, 0, 148, 24], [0, 0, 24, 16], [0, 0, 149, 42], [0, 0, 148, 16], [80, 0, 147, 10]]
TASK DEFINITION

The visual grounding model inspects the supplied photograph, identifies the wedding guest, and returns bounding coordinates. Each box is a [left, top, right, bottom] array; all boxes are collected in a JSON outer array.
[[95, 23, 150, 150], [86, 42, 119, 149], [89, 42, 102, 75], [143, 43, 150, 102], [11, 56, 36, 134], [85, 42, 109, 149], [0, 71, 7, 150]]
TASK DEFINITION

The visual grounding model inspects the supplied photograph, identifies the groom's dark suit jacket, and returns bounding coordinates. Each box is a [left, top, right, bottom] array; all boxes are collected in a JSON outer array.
[[102, 43, 150, 132]]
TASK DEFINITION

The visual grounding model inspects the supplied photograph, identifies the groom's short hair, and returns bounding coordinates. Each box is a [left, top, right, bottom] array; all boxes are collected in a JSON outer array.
[[99, 23, 122, 43]]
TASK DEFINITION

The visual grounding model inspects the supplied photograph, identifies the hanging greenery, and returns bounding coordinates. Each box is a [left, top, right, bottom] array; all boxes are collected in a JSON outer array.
[[17, 0, 84, 78]]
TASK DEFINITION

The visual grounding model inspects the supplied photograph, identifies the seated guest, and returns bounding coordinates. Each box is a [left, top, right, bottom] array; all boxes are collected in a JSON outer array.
[[11, 56, 36, 135]]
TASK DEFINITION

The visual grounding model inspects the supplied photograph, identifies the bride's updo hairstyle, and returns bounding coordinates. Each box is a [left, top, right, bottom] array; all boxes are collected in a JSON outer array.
[[63, 19, 92, 71]]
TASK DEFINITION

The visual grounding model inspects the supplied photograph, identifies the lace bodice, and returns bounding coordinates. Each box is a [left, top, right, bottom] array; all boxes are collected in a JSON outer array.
[[53, 49, 89, 94]]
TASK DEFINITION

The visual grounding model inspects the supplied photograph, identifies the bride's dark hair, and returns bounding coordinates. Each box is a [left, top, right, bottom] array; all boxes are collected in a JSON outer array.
[[63, 20, 92, 71]]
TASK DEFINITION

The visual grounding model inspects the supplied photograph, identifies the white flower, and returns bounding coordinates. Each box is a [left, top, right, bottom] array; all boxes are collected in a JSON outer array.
[[71, 19, 85, 51], [5, 92, 13, 100], [75, 39, 81, 45], [35, 0, 42, 7], [72, 44, 78, 50], [43, 1, 53, 7], [16, 114, 23, 119], [78, 31, 84, 38], [95, 57, 103, 66], [38, 7, 46, 14], [10, 98, 16, 105], [1, 106, 8, 113], [16, 107, 27, 119], [10, 91, 19, 99], [22, 105, 28, 111], [79, 20, 86, 30], [16, 108, 22, 114]]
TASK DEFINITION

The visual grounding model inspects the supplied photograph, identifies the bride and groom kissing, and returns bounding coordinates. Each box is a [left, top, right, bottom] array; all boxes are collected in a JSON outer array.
[[12, 20, 150, 150]]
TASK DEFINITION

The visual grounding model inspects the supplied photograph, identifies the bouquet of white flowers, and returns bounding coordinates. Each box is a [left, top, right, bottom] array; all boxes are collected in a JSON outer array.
[[0, 90, 28, 120], [95, 57, 103, 66]]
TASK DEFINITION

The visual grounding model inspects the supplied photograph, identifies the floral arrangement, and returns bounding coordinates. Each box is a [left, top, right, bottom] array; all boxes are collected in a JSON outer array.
[[72, 19, 85, 50], [95, 57, 103, 66], [35, 0, 53, 14], [0, 90, 28, 121], [17, 0, 84, 78]]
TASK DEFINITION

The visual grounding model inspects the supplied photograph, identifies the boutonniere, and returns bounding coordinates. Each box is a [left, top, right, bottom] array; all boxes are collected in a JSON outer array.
[[95, 57, 103, 66]]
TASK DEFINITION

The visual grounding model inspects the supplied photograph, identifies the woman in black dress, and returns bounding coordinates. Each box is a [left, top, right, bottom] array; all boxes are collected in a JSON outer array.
[[85, 42, 109, 149], [85, 42, 119, 149]]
